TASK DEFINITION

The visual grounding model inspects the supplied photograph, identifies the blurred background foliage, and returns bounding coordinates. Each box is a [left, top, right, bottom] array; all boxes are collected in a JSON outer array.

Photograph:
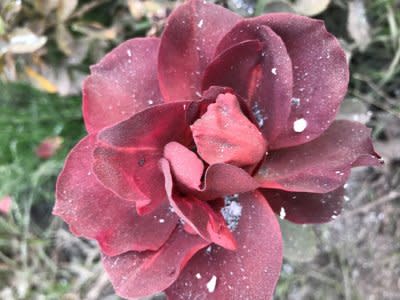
[[0, 0, 399, 299]]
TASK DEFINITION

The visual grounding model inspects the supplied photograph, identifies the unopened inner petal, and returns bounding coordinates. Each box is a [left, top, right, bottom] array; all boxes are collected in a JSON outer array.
[[191, 93, 267, 167]]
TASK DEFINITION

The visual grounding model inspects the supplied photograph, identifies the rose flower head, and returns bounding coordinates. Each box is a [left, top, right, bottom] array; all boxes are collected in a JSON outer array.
[[53, 1, 381, 299]]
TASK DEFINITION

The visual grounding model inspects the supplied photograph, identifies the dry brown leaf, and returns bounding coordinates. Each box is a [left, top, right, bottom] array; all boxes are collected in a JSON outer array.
[[33, 0, 59, 16], [5, 28, 47, 54], [72, 22, 118, 40], [25, 66, 57, 93], [57, 0, 78, 22], [347, 0, 371, 51], [55, 24, 75, 56], [292, 0, 331, 16]]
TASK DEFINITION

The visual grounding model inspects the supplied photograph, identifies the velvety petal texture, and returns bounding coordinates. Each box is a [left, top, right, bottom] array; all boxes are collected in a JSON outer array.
[[158, 0, 241, 100], [261, 187, 344, 224], [53, 2, 381, 300], [165, 192, 282, 300], [204, 26, 293, 144], [160, 159, 237, 250], [164, 142, 204, 190], [103, 227, 210, 299], [191, 93, 267, 167], [255, 120, 381, 193], [93, 102, 194, 214], [53, 136, 178, 256], [83, 38, 163, 133], [196, 163, 259, 200], [216, 14, 349, 149]]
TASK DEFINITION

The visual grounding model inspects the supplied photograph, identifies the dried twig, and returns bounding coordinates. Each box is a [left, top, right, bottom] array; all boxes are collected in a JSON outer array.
[[344, 191, 400, 218]]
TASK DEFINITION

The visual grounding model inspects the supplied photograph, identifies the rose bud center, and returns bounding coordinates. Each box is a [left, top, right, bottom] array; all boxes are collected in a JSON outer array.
[[191, 93, 267, 167]]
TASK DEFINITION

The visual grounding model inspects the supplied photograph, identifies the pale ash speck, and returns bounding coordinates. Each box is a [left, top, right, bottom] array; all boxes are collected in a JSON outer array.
[[126, 49, 132, 57], [221, 194, 242, 231], [271, 67, 277, 75], [195, 273, 202, 279], [158, 219, 165, 223], [206, 275, 217, 293], [293, 118, 308, 133], [252, 102, 266, 128], [197, 19, 204, 28], [279, 207, 286, 220], [291, 97, 301, 107]]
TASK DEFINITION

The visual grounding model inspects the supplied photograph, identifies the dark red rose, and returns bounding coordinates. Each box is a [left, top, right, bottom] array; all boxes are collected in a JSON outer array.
[[53, 1, 381, 299]]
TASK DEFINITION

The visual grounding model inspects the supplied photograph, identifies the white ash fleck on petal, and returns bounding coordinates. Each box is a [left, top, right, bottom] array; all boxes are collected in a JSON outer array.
[[158, 219, 165, 223], [293, 118, 308, 133], [195, 273, 202, 279], [206, 275, 217, 293], [271, 67, 277, 75], [279, 207, 286, 220], [197, 19, 204, 28], [291, 97, 301, 107], [221, 194, 242, 231], [252, 102, 266, 128], [127, 49, 132, 57]]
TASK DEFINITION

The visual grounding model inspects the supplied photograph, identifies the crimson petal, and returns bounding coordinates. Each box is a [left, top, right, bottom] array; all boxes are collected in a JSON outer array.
[[165, 191, 282, 300], [164, 141, 204, 190], [103, 227, 210, 299], [216, 14, 349, 149], [160, 159, 237, 250], [255, 120, 381, 193], [158, 0, 241, 101], [196, 163, 259, 201], [93, 102, 193, 214], [53, 136, 178, 256], [204, 26, 293, 144], [83, 38, 163, 133], [261, 187, 345, 224], [191, 93, 267, 167]]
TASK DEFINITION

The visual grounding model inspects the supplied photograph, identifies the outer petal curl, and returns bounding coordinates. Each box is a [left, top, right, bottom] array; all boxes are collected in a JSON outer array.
[[165, 191, 282, 300], [83, 38, 163, 133], [216, 14, 349, 149], [255, 120, 381, 193], [93, 102, 194, 214], [102, 227, 210, 299], [158, 0, 241, 101], [261, 187, 345, 224], [204, 26, 293, 144], [53, 136, 178, 256]]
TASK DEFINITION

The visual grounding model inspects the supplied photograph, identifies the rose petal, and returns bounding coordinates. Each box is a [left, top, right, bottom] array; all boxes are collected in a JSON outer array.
[[160, 158, 237, 250], [216, 14, 349, 149], [164, 142, 204, 190], [163, 141, 258, 200], [165, 191, 283, 300], [261, 187, 345, 224], [255, 120, 381, 193], [196, 163, 259, 201], [158, 0, 241, 101], [83, 38, 163, 133], [53, 136, 178, 256], [204, 26, 293, 144], [93, 102, 193, 214], [191, 93, 267, 167], [102, 227, 210, 299]]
